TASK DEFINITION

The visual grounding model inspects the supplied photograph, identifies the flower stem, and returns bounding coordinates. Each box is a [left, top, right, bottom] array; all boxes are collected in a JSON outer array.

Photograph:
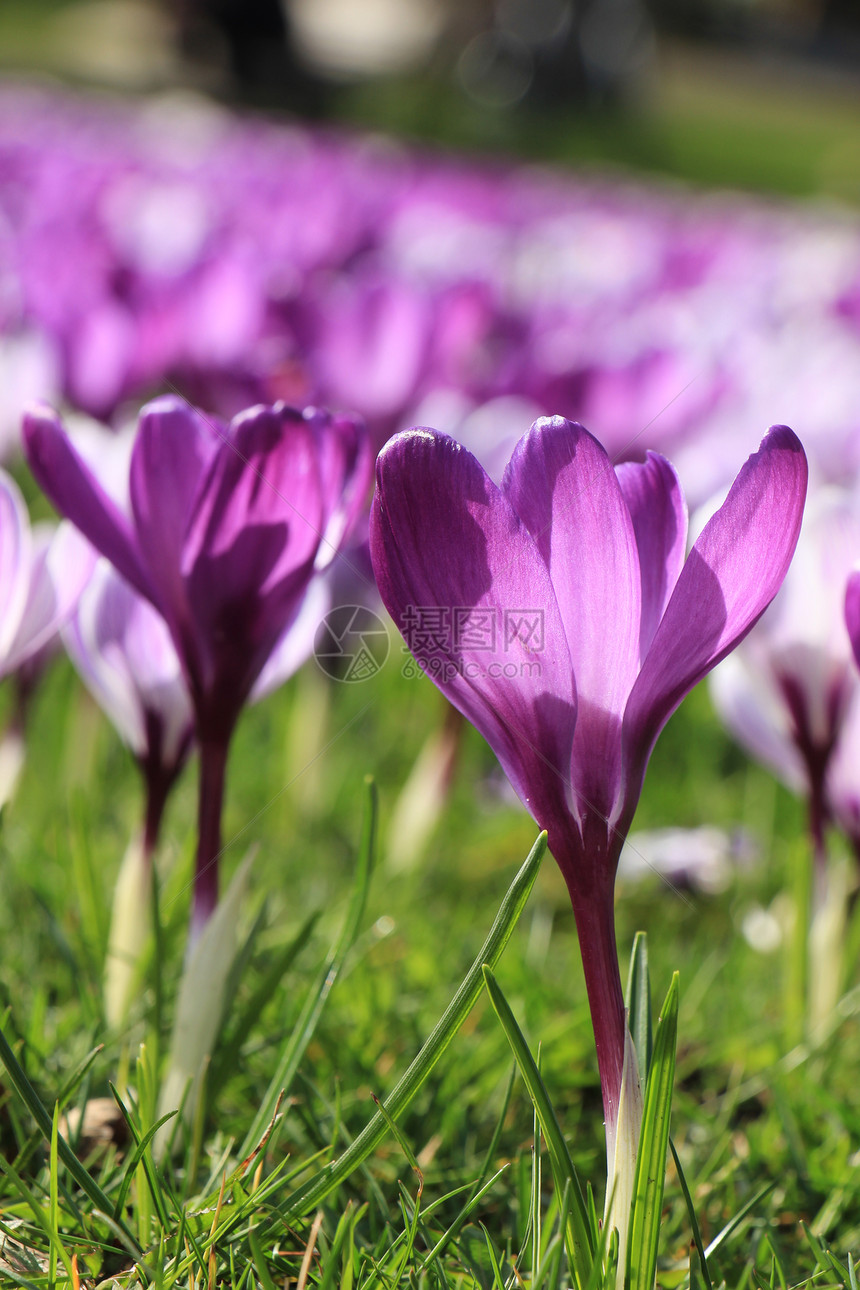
[[566, 873, 626, 1154], [191, 738, 230, 943], [142, 767, 172, 864]]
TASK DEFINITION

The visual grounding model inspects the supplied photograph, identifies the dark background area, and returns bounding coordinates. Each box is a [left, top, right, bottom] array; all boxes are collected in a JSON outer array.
[[1, 0, 859, 200]]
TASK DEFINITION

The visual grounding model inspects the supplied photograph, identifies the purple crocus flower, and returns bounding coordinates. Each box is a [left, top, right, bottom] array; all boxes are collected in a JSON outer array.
[[63, 561, 195, 1025], [711, 487, 860, 885], [0, 472, 93, 805], [0, 470, 92, 679], [25, 394, 370, 939], [63, 560, 195, 859], [370, 416, 806, 1182]]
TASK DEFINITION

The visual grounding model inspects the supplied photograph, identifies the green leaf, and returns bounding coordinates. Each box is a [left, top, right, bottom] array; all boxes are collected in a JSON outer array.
[[0, 1024, 140, 1255], [479, 1222, 508, 1290], [703, 1181, 776, 1260], [627, 971, 679, 1290], [481, 963, 594, 1289], [240, 776, 377, 1157], [282, 830, 547, 1219], [157, 847, 257, 1156], [669, 1138, 712, 1290], [208, 908, 321, 1099], [625, 932, 652, 1085]]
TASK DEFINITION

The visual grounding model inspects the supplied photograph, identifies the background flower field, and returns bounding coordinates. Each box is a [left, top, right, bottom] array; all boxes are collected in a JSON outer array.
[[2, 6, 860, 1284]]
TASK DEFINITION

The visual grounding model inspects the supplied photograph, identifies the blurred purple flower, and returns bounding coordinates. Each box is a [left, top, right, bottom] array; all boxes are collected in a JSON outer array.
[[838, 570, 860, 857], [845, 566, 860, 674], [63, 560, 194, 857], [711, 487, 860, 877], [0, 470, 92, 678], [25, 394, 370, 938], [823, 689, 860, 861], [370, 415, 806, 1167], [0, 477, 92, 806]]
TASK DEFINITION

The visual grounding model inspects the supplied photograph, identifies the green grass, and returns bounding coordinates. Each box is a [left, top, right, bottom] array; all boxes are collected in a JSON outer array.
[[1, 626, 859, 1286]]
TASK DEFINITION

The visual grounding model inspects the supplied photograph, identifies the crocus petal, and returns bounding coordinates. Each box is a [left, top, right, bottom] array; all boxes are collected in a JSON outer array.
[[4, 522, 95, 674], [310, 409, 372, 568], [502, 418, 640, 822], [622, 425, 808, 824], [180, 404, 327, 713], [0, 470, 32, 662], [185, 404, 325, 589], [371, 428, 577, 830], [64, 560, 193, 766], [23, 405, 153, 601], [846, 569, 860, 671], [64, 564, 148, 755], [251, 575, 330, 703], [615, 452, 688, 662], [709, 651, 805, 793], [129, 395, 220, 630]]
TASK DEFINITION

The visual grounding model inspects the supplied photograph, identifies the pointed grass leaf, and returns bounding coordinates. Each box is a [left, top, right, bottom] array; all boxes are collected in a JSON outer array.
[[627, 971, 679, 1290], [481, 963, 594, 1289], [625, 932, 652, 1085], [690, 1243, 709, 1290], [240, 777, 377, 1158], [318, 1201, 365, 1290], [110, 1103, 179, 1222], [209, 909, 321, 1100], [282, 831, 547, 1219], [419, 1166, 510, 1272], [248, 1229, 280, 1290], [703, 1182, 776, 1261], [479, 1223, 508, 1290], [108, 1084, 176, 1233], [668, 1138, 712, 1290], [0, 1023, 140, 1255]]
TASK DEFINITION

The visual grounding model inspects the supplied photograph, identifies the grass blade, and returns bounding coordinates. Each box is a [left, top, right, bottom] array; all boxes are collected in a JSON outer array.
[[627, 971, 679, 1290], [625, 932, 652, 1085], [0, 1024, 140, 1255], [282, 831, 547, 1219], [209, 909, 321, 1098], [703, 1181, 776, 1260], [240, 776, 377, 1156], [668, 1138, 712, 1290], [482, 963, 594, 1289]]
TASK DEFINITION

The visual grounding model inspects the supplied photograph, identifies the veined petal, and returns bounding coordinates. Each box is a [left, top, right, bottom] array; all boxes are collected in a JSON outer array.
[[615, 452, 688, 662], [251, 575, 330, 703], [63, 562, 149, 756], [502, 418, 640, 821], [371, 428, 577, 829], [310, 409, 372, 569], [185, 404, 325, 586], [181, 404, 327, 717], [4, 522, 95, 674], [64, 561, 193, 767], [622, 425, 807, 824], [129, 395, 220, 628], [24, 405, 152, 601]]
